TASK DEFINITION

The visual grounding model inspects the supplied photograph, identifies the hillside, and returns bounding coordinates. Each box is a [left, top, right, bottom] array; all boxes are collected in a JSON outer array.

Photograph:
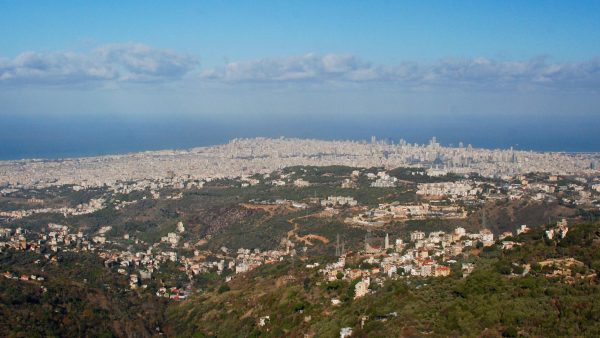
[[0, 251, 168, 337], [167, 221, 600, 337]]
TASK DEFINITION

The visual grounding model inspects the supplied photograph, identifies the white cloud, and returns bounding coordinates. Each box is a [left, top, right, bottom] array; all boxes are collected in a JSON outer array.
[[0, 43, 198, 85], [202, 54, 600, 90], [203, 53, 375, 83], [1, 46, 599, 91]]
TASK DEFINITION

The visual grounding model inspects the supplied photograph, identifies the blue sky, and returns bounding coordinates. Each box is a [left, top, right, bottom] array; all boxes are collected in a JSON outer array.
[[2, 1, 600, 63], [1, 1, 599, 120]]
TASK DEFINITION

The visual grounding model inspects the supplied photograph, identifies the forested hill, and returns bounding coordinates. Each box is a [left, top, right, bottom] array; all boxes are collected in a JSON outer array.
[[0, 252, 169, 337], [167, 221, 600, 337]]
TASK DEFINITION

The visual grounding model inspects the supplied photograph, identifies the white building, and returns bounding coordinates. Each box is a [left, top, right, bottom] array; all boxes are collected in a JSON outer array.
[[321, 196, 358, 207], [354, 277, 371, 299], [410, 231, 426, 242], [479, 229, 494, 246]]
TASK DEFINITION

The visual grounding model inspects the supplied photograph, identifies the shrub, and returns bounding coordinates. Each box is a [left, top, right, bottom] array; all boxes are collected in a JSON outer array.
[[217, 284, 231, 294], [502, 326, 518, 337]]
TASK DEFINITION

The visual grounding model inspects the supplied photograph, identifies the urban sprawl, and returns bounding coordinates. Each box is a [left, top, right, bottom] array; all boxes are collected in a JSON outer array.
[[1, 137, 599, 307]]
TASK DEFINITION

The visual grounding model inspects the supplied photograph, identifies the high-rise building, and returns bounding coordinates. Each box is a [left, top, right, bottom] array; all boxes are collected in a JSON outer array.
[[429, 136, 438, 148]]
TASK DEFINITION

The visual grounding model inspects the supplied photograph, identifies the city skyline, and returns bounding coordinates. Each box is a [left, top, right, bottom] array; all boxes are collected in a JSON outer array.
[[3, 111, 600, 160], [2, 136, 597, 190]]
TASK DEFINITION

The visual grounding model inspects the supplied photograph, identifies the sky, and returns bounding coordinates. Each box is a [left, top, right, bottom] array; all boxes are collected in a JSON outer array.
[[1, 1, 600, 157]]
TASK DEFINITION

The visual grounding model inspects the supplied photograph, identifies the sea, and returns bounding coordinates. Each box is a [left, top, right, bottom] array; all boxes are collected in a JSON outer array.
[[1, 114, 599, 160]]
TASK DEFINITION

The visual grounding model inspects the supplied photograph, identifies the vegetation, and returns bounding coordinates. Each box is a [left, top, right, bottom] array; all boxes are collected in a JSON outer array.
[[166, 221, 600, 337], [0, 251, 169, 337], [1, 165, 598, 336]]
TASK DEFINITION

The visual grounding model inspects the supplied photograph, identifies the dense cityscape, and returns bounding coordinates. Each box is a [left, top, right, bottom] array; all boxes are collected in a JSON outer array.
[[1, 137, 598, 189]]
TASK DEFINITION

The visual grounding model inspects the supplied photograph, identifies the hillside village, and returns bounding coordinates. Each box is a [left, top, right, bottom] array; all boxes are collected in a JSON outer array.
[[0, 159, 599, 337], [1, 163, 598, 305]]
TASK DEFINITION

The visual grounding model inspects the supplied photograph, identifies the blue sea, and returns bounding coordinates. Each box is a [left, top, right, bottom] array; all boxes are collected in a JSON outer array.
[[1, 113, 599, 160]]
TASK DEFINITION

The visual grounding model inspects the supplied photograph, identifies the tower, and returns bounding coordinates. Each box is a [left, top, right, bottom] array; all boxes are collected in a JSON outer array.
[[511, 150, 517, 164]]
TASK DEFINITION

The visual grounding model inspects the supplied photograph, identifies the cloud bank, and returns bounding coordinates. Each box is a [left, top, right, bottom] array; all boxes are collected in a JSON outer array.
[[0, 43, 198, 85], [1, 45, 599, 90], [203, 54, 600, 90]]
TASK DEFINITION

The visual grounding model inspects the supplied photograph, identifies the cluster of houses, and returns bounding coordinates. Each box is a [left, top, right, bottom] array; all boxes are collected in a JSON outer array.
[[0, 222, 183, 291], [231, 248, 288, 274], [2, 270, 48, 294], [416, 181, 482, 198], [156, 286, 189, 300], [499, 175, 599, 207], [545, 218, 569, 240], [317, 218, 572, 304], [369, 172, 398, 188], [0, 198, 106, 221], [335, 169, 598, 213], [2, 271, 45, 282], [321, 196, 358, 207], [414, 174, 600, 211], [0, 203, 300, 298], [108, 176, 204, 195], [347, 202, 467, 227], [181, 246, 291, 279], [316, 225, 537, 300]]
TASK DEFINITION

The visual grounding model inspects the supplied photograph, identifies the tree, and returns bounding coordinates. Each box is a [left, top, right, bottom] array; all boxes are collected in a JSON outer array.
[[217, 284, 230, 294]]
